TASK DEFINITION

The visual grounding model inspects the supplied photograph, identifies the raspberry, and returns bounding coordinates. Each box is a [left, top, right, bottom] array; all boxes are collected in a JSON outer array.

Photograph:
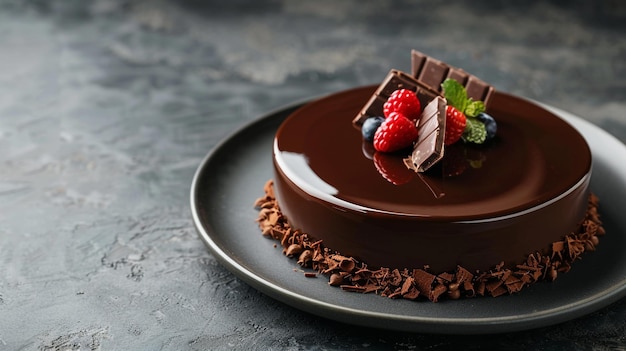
[[383, 89, 421, 121], [373, 152, 414, 185], [373, 112, 418, 152], [444, 105, 467, 146]]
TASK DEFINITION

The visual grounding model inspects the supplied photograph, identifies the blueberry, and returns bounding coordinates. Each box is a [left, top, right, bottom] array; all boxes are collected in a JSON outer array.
[[361, 116, 385, 142], [477, 112, 497, 140]]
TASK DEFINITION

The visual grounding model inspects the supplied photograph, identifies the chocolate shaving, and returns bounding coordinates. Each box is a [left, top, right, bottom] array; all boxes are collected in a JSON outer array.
[[328, 273, 344, 286], [412, 269, 436, 297], [400, 276, 415, 295], [340, 285, 368, 293], [389, 268, 403, 286], [430, 284, 448, 302], [255, 180, 605, 302], [402, 286, 421, 300]]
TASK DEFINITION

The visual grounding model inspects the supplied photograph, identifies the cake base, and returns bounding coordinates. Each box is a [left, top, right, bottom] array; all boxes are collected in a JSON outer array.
[[255, 180, 605, 302]]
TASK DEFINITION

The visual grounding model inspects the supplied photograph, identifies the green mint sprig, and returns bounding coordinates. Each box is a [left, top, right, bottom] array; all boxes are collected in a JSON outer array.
[[463, 117, 487, 144], [441, 78, 487, 144]]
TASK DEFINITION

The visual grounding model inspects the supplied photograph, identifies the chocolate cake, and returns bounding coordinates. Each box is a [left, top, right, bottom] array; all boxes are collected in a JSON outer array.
[[254, 51, 605, 301]]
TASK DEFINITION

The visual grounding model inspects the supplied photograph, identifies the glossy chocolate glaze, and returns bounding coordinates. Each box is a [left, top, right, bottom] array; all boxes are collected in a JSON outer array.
[[273, 86, 592, 273]]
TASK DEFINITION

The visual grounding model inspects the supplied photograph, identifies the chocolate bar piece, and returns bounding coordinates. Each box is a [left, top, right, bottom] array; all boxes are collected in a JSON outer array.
[[352, 69, 441, 127], [404, 96, 446, 173], [411, 50, 494, 106]]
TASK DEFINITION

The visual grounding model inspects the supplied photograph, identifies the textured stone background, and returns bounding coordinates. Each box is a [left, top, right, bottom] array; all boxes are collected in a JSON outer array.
[[0, 0, 625, 350]]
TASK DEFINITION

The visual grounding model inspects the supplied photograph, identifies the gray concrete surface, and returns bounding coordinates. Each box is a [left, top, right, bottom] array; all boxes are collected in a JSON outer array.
[[0, 0, 625, 349]]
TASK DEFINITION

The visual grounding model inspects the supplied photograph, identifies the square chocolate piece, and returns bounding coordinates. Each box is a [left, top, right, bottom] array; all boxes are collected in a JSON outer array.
[[353, 69, 440, 127], [411, 49, 494, 106]]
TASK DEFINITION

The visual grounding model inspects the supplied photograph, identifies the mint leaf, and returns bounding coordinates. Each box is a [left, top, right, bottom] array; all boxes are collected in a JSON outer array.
[[464, 100, 485, 117], [462, 117, 487, 144], [441, 79, 468, 112], [469, 159, 484, 169]]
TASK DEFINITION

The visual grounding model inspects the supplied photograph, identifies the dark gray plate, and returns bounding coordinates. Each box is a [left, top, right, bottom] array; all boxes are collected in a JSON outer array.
[[190, 98, 626, 334]]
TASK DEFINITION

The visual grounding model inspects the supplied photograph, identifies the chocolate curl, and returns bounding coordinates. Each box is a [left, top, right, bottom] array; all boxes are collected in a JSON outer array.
[[475, 281, 486, 297], [340, 285, 368, 293], [402, 286, 421, 300], [455, 266, 474, 283], [429, 284, 448, 302], [436, 272, 455, 284], [389, 269, 403, 286], [566, 235, 586, 260], [552, 241, 565, 261], [504, 276, 525, 294], [328, 273, 345, 286], [412, 269, 436, 297], [297, 250, 313, 267], [339, 258, 357, 273], [400, 276, 415, 295], [284, 244, 303, 257], [455, 266, 475, 297]]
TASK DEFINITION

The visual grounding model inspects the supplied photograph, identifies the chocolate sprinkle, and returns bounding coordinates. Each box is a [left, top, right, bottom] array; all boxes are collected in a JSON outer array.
[[254, 180, 605, 302]]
